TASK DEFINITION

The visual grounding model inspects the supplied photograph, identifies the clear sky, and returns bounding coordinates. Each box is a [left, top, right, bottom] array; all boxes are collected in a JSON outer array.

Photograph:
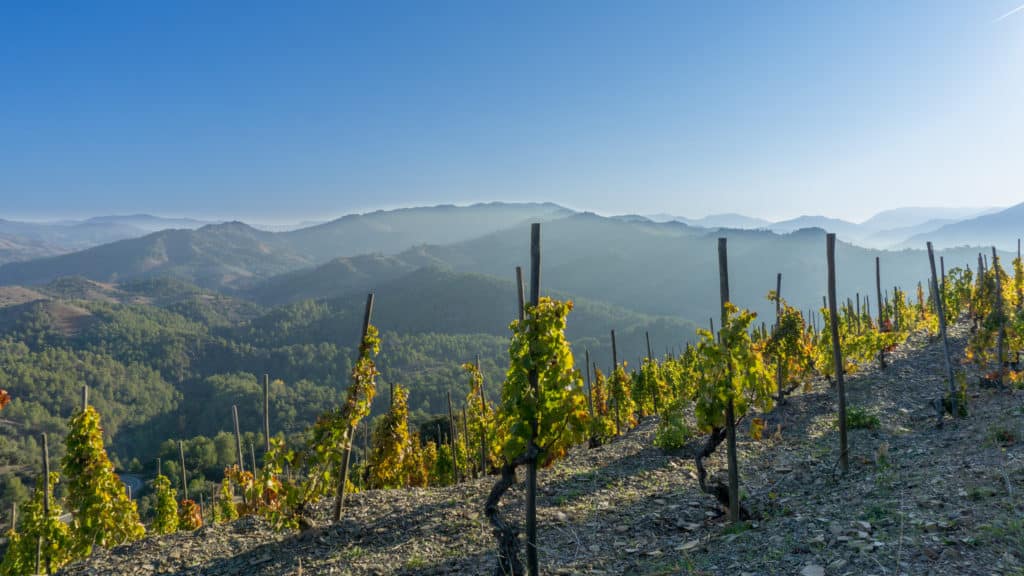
[[2, 1, 1022, 222]]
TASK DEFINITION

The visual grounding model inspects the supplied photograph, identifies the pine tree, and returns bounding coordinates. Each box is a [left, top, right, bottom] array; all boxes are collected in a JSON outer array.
[[62, 405, 145, 556]]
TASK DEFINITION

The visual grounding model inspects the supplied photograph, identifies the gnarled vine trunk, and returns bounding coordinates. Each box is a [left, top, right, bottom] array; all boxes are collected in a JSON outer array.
[[694, 424, 750, 519], [484, 452, 532, 576]]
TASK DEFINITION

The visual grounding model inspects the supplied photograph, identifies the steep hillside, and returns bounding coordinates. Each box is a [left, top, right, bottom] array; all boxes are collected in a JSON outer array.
[[59, 321, 1024, 576]]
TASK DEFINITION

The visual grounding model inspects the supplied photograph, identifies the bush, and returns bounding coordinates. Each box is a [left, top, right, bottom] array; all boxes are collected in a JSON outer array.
[[845, 406, 880, 430], [654, 398, 693, 450]]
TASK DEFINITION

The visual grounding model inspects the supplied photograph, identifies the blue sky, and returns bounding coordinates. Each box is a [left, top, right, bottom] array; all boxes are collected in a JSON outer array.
[[2, 1, 1022, 222]]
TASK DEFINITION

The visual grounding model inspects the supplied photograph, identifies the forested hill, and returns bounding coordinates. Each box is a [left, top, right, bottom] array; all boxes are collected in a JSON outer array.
[[0, 267, 693, 519]]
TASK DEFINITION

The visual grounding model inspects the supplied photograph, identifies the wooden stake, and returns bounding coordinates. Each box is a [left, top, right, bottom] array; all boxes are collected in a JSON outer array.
[[718, 238, 740, 523], [334, 292, 374, 521], [826, 234, 849, 475], [249, 440, 257, 477], [940, 256, 946, 297], [232, 405, 244, 474], [41, 432, 52, 575], [993, 246, 1006, 386], [526, 222, 541, 576], [611, 329, 620, 436], [515, 266, 526, 322], [875, 257, 884, 331], [179, 440, 189, 501], [477, 355, 488, 475], [585, 348, 594, 419], [447, 390, 459, 483], [81, 384, 88, 412], [461, 405, 470, 476], [263, 374, 271, 453], [928, 242, 957, 417], [775, 272, 784, 406]]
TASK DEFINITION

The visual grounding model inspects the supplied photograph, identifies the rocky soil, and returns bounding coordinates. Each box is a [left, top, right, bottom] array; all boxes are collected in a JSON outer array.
[[61, 322, 1024, 575]]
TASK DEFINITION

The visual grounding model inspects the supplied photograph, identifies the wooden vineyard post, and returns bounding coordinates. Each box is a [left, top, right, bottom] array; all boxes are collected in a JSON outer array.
[[928, 242, 957, 418], [775, 272, 784, 406], [10, 502, 15, 532], [646, 331, 659, 415], [876, 257, 884, 331], [940, 256, 946, 298], [447, 390, 459, 483], [81, 384, 88, 411], [477, 355, 488, 476], [232, 405, 245, 475], [41, 432, 52, 575], [230, 404, 245, 504], [263, 374, 271, 453], [179, 440, 189, 501], [585, 349, 594, 419], [993, 247, 1006, 387], [334, 292, 374, 521], [461, 406, 470, 476], [249, 441, 257, 478], [855, 293, 861, 333], [826, 234, 849, 475], [515, 266, 526, 322], [893, 286, 901, 332], [717, 238, 740, 523], [610, 329, 620, 436], [524, 222, 541, 576]]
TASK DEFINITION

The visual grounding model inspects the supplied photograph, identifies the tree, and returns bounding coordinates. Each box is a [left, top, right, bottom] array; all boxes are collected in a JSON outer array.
[[486, 297, 589, 575], [62, 405, 145, 556]]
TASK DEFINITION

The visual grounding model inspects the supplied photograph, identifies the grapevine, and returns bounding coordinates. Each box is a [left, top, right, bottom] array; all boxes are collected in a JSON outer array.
[[486, 296, 589, 575], [150, 474, 179, 534], [62, 405, 145, 556]]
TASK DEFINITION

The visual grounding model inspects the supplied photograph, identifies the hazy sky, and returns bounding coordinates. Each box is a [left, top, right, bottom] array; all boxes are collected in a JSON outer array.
[[2, 1, 1022, 222]]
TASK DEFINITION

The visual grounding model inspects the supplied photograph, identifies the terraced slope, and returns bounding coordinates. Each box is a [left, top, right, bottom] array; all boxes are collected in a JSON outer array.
[[61, 322, 1024, 575]]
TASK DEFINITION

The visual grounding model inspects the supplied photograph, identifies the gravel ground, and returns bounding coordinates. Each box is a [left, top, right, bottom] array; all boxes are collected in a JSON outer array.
[[61, 321, 1024, 576]]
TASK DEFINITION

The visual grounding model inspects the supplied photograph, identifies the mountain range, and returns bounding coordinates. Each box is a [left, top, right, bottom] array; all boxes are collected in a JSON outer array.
[[0, 202, 1020, 327]]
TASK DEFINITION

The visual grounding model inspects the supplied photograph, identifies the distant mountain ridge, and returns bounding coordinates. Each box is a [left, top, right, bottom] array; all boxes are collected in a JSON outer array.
[[0, 203, 572, 290], [902, 202, 1024, 250]]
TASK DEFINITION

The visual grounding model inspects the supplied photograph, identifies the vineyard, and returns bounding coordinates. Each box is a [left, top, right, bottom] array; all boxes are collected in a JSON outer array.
[[2, 227, 1024, 576]]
